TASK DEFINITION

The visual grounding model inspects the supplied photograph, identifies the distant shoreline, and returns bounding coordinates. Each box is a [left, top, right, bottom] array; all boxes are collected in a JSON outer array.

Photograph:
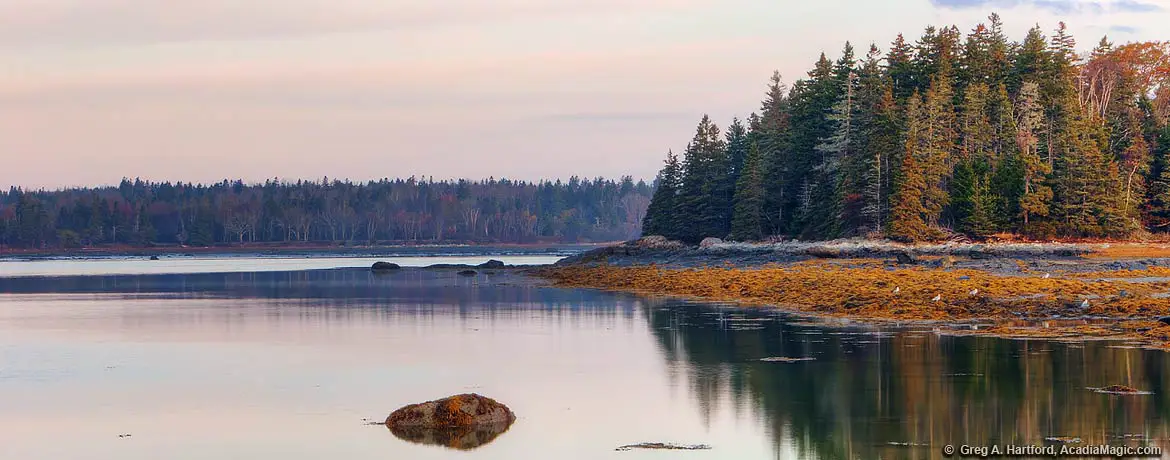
[[0, 241, 612, 259]]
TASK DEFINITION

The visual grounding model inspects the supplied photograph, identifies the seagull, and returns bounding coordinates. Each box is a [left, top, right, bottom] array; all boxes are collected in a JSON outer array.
[[969, 289, 979, 296], [1080, 299, 1090, 308], [893, 287, 901, 294], [1042, 273, 1051, 279], [932, 294, 942, 302]]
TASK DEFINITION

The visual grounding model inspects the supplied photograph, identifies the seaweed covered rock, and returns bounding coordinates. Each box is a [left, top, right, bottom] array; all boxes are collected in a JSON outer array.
[[478, 260, 505, 269], [371, 261, 401, 271], [386, 394, 516, 430]]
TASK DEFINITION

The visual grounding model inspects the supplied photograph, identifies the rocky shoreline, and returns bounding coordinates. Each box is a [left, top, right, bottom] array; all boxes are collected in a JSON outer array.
[[554, 236, 1170, 274], [536, 237, 1170, 350]]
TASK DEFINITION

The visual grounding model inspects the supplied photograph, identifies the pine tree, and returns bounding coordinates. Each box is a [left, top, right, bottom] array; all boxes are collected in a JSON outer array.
[[730, 142, 766, 241], [642, 151, 682, 238]]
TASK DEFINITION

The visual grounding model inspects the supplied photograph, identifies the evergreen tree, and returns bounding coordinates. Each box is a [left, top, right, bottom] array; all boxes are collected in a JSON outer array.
[[725, 118, 750, 182], [643, 151, 682, 237], [1016, 82, 1054, 231], [887, 34, 917, 100], [730, 142, 766, 241], [1145, 127, 1170, 229], [921, 75, 958, 226], [814, 69, 860, 237], [676, 115, 730, 243], [758, 72, 792, 235], [889, 94, 931, 241]]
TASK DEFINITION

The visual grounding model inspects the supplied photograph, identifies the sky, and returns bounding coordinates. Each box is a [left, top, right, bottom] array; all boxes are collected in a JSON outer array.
[[1, 0, 1167, 189]]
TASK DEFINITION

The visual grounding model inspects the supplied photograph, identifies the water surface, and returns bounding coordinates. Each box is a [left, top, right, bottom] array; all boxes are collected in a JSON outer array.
[[1, 256, 1168, 459]]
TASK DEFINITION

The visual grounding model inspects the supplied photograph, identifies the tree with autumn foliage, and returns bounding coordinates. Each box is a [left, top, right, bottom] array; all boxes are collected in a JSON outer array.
[[639, 14, 1169, 242]]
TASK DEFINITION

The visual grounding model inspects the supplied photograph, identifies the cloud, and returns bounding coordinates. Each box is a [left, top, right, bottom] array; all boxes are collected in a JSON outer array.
[[929, 0, 1162, 14], [0, 0, 704, 48], [1108, 24, 1140, 33]]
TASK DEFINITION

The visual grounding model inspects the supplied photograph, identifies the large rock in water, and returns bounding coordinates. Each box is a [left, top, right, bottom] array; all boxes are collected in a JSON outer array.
[[371, 261, 401, 271], [385, 394, 516, 450], [477, 259, 505, 269], [386, 393, 516, 429]]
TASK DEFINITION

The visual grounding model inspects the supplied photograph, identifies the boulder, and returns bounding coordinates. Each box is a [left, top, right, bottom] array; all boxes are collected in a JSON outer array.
[[633, 235, 686, 250], [1159, 316, 1170, 326], [477, 260, 505, 269], [892, 250, 917, 265], [699, 237, 724, 248], [386, 394, 516, 430], [149, 255, 160, 261], [371, 261, 401, 271]]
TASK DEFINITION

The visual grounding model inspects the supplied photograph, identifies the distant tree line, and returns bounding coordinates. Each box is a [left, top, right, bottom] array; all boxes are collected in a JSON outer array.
[[644, 14, 1170, 243], [0, 176, 652, 249]]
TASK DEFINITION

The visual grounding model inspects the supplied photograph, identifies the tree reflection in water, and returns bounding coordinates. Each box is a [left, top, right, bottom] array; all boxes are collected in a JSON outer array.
[[643, 299, 1170, 460]]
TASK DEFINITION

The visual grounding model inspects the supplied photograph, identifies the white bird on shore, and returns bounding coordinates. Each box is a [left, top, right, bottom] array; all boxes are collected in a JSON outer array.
[[893, 287, 901, 295], [969, 289, 979, 296], [932, 294, 942, 302], [1042, 273, 1051, 279], [1080, 299, 1091, 308]]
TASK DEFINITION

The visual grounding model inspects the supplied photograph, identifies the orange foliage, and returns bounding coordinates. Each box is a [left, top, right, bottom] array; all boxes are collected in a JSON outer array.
[[1085, 243, 1170, 259], [1112, 41, 1170, 96]]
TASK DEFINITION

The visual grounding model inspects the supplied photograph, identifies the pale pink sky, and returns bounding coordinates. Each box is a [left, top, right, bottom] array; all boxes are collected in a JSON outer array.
[[1, 0, 1166, 188]]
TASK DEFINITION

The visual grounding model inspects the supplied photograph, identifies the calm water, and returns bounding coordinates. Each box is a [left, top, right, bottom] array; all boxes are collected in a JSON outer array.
[[2, 255, 1169, 459]]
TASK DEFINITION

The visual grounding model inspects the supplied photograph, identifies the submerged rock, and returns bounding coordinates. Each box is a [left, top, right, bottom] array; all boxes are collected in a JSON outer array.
[[893, 250, 917, 265], [1096, 385, 1145, 394], [386, 393, 515, 431], [458, 270, 478, 276], [371, 261, 401, 271], [615, 442, 712, 451]]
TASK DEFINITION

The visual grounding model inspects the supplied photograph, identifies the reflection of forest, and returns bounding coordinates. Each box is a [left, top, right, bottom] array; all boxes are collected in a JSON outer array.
[[644, 299, 1170, 460]]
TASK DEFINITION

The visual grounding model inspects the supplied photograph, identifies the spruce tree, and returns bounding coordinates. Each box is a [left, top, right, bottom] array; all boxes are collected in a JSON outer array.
[[814, 70, 859, 237], [1016, 82, 1054, 231], [758, 72, 792, 235], [730, 142, 766, 241], [642, 151, 682, 238], [921, 75, 957, 226], [889, 94, 931, 241], [725, 118, 750, 183]]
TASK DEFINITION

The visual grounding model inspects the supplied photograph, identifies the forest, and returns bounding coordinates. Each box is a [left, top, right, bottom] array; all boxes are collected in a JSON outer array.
[[0, 177, 652, 248], [643, 14, 1170, 243]]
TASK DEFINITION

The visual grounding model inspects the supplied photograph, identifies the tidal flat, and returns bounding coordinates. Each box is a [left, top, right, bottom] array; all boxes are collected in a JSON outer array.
[[1, 251, 1169, 459]]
